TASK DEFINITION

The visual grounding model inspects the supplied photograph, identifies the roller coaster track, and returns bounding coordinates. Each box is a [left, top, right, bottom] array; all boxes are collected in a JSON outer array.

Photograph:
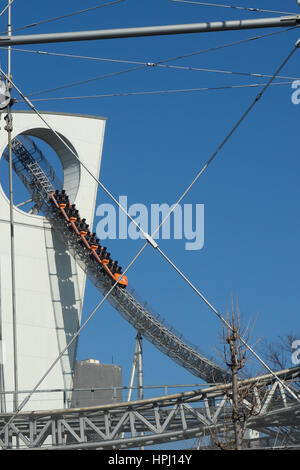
[[0, 366, 299, 449], [5, 136, 230, 384]]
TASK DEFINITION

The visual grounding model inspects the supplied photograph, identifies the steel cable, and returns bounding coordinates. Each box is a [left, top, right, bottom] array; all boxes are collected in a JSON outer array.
[[1, 37, 299, 432], [169, 0, 297, 16]]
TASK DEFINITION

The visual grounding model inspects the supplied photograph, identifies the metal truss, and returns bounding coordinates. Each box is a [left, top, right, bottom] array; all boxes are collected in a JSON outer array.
[[7, 136, 229, 384], [6, 138, 300, 450], [0, 366, 299, 449]]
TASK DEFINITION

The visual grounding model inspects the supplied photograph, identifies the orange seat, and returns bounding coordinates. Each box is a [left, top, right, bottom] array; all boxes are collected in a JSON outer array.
[[114, 273, 128, 287]]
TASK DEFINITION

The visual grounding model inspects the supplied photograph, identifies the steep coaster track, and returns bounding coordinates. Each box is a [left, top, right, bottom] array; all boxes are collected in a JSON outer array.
[[4, 135, 230, 384]]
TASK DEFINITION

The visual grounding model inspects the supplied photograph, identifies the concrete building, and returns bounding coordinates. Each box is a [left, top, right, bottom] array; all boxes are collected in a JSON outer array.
[[71, 359, 122, 408], [0, 111, 106, 411]]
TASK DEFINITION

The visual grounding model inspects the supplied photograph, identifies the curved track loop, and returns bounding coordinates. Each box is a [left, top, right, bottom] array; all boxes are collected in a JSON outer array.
[[5, 136, 230, 383]]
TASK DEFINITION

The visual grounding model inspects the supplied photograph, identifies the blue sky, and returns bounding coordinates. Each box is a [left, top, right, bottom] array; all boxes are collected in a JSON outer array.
[[0, 0, 300, 395]]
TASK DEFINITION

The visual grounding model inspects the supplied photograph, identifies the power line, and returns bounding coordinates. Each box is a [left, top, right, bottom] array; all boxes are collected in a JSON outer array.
[[155, 246, 300, 405], [169, 0, 297, 16], [8, 25, 300, 98], [150, 43, 300, 253], [0, 241, 150, 435], [10, 23, 297, 67], [155, 63, 299, 80], [1, 2, 300, 430], [9, 47, 300, 84], [147, 39, 300, 403], [0, 0, 14, 19], [2, 38, 300, 428], [0, 0, 125, 35], [15, 80, 293, 103], [0, 69, 157, 247], [26, 65, 146, 98], [154, 26, 300, 65]]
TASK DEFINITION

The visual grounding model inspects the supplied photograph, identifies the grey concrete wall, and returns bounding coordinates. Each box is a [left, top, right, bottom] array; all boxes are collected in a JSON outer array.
[[71, 359, 122, 407]]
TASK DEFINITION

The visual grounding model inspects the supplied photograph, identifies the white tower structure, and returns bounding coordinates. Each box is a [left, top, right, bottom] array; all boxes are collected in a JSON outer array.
[[0, 110, 106, 411]]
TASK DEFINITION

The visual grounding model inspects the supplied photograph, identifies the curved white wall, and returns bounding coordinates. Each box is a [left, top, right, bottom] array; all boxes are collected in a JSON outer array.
[[0, 111, 106, 411]]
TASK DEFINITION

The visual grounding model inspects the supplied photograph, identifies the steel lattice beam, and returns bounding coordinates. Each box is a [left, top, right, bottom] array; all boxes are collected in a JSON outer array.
[[0, 366, 299, 449]]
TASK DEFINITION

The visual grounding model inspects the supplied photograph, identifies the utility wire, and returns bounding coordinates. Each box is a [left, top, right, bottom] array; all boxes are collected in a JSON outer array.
[[169, 0, 297, 16], [155, 246, 300, 404], [0, 67, 157, 247], [153, 44, 300, 398], [5, 43, 299, 294], [14, 80, 293, 103], [0, 241, 149, 435], [156, 26, 300, 65], [26, 64, 146, 98], [10, 25, 299, 98], [0, 0, 125, 35], [151, 44, 300, 247], [0, 0, 14, 19], [143, 41, 300, 403], [155, 64, 299, 80], [1, 40, 300, 428], [10, 23, 299, 67], [9, 48, 300, 94], [0, 0, 298, 441]]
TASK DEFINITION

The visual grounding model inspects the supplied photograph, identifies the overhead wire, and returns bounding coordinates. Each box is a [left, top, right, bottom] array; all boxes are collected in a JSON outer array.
[[168, 0, 297, 16], [8, 47, 300, 85], [143, 40, 300, 402], [0, 0, 14, 19], [0, 241, 149, 434], [15, 80, 294, 103], [0, 68, 155, 250], [0, 0, 126, 35], [7, 25, 300, 98], [1, 37, 300, 429], [9, 23, 299, 68], [25, 64, 147, 98], [155, 26, 300, 65]]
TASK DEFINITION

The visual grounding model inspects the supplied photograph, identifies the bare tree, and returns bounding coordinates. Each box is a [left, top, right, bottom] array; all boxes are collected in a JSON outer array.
[[210, 304, 262, 450]]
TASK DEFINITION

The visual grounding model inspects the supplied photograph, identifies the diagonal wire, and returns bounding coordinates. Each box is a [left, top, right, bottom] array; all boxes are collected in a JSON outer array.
[[155, 246, 300, 403], [168, 0, 297, 16], [0, 0, 125, 35], [156, 26, 300, 65], [15, 80, 294, 103], [9, 23, 300, 70], [7, 25, 300, 99], [0, 0, 14, 19], [2, 48, 298, 415], [25, 64, 147, 98], [149, 46, 300, 240], [0, 241, 149, 434], [155, 64, 299, 80], [1, 38, 300, 430], [0, 68, 157, 245], [144, 41, 300, 402], [8, 47, 300, 86]]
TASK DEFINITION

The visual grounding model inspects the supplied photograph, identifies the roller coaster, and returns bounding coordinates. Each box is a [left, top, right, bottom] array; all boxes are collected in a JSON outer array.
[[4, 135, 230, 384], [0, 365, 299, 449], [49, 190, 128, 288]]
